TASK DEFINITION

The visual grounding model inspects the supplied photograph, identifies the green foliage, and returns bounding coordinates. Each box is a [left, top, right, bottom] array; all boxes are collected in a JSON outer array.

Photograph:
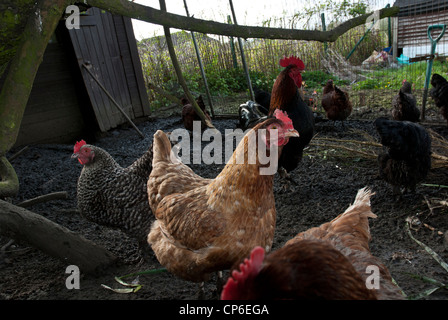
[[302, 70, 349, 91], [302, 70, 329, 86], [137, 0, 394, 111], [285, 0, 369, 30], [338, 0, 368, 18]]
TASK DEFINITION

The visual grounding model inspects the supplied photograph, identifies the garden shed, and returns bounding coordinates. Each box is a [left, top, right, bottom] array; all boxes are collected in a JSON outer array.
[[13, 7, 150, 147], [393, 0, 448, 59]]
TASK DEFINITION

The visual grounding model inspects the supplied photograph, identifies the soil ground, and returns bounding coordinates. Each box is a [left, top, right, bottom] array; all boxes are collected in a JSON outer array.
[[1, 105, 448, 303]]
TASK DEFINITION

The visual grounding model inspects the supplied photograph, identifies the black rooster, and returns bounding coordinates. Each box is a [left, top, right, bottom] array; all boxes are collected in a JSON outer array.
[[268, 56, 315, 174]]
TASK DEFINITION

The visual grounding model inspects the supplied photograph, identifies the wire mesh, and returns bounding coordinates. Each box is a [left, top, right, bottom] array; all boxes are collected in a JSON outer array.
[[133, 0, 448, 120]]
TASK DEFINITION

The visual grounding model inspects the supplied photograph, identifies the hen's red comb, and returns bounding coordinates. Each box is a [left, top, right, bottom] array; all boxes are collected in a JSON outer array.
[[221, 246, 265, 300], [74, 140, 86, 153], [273, 109, 294, 131], [279, 55, 305, 70]]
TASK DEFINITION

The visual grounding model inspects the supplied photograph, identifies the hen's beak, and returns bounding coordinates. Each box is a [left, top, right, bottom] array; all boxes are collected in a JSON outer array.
[[285, 129, 300, 138], [71, 153, 84, 165]]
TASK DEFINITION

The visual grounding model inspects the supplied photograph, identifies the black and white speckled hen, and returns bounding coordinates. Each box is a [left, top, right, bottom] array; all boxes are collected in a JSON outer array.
[[374, 117, 431, 196], [430, 73, 448, 124], [238, 100, 267, 130], [72, 140, 154, 246], [392, 80, 420, 122], [321, 79, 352, 128]]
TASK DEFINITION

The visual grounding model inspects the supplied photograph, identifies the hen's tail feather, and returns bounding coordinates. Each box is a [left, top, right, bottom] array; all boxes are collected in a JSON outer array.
[[327, 187, 377, 252], [152, 130, 173, 164], [128, 143, 154, 177], [334, 85, 348, 99], [286, 187, 376, 250], [342, 187, 376, 219]]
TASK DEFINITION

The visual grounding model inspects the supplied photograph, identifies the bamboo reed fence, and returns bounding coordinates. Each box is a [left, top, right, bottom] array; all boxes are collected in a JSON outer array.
[[136, 0, 448, 118]]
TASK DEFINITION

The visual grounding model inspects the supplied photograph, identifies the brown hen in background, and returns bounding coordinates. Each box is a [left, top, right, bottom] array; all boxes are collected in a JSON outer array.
[[391, 80, 420, 122], [321, 79, 352, 128]]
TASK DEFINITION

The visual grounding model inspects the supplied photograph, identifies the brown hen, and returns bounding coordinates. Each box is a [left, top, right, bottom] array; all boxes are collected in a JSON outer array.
[[181, 95, 212, 131], [147, 110, 299, 282], [221, 187, 404, 300], [392, 80, 420, 122], [321, 79, 352, 128]]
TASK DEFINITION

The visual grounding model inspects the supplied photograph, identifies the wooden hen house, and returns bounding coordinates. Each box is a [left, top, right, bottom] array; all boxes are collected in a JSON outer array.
[[13, 7, 150, 147]]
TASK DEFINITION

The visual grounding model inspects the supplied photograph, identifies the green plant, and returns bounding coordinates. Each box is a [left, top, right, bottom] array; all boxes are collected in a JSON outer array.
[[302, 70, 349, 91], [352, 60, 448, 91], [136, 7, 396, 110]]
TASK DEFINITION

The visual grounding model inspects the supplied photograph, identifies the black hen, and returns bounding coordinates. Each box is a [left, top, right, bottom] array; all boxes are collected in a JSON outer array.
[[238, 100, 267, 130], [253, 87, 270, 115], [374, 117, 431, 195], [429, 73, 448, 124], [392, 80, 420, 122]]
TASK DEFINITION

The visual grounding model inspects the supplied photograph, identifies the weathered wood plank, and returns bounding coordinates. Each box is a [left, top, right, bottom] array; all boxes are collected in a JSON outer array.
[[122, 15, 151, 117], [84, 17, 116, 129], [398, 10, 448, 48], [15, 41, 85, 147], [96, 8, 132, 125], [69, 24, 110, 131]]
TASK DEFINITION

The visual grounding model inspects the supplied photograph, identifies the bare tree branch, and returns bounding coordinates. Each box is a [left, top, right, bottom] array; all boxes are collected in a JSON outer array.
[[0, 199, 117, 274]]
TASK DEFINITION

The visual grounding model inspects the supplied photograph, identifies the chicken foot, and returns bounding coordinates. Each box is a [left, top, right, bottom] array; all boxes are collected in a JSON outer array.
[[277, 167, 299, 190], [197, 271, 223, 299]]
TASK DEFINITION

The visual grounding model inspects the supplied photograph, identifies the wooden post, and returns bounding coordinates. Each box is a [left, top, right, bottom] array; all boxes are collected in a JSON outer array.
[[228, 0, 254, 101], [182, 0, 216, 118], [82, 63, 145, 139], [159, 0, 214, 129], [392, 17, 398, 62], [228, 15, 238, 69], [321, 13, 328, 56], [386, 4, 392, 48]]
